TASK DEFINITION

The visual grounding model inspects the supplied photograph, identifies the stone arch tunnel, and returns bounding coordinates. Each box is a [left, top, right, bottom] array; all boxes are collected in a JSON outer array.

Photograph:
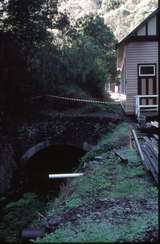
[[0, 114, 120, 193], [21, 142, 86, 193]]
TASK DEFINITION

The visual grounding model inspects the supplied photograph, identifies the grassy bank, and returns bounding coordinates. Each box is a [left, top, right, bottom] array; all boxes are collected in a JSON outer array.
[[34, 122, 158, 242], [0, 103, 123, 242]]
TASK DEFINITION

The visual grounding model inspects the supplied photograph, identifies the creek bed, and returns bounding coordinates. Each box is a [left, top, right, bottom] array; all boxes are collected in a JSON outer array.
[[0, 145, 86, 242]]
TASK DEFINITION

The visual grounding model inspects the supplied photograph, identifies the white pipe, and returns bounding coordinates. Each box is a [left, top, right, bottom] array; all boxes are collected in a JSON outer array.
[[139, 105, 158, 108], [136, 95, 158, 98], [48, 173, 84, 179]]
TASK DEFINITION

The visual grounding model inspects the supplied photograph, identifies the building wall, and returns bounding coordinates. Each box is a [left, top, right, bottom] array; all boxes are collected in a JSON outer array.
[[119, 56, 127, 110], [147, 16, 157, 35], [137, 15, 157, 36], [123, 41, 158, 114]]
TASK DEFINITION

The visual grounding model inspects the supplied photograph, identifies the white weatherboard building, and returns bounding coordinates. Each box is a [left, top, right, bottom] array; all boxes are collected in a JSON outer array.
[[116, 8, 159, 116]]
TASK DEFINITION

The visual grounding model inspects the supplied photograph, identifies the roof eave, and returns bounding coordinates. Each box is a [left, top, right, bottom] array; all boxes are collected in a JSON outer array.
[[116, 8, 160, 49]]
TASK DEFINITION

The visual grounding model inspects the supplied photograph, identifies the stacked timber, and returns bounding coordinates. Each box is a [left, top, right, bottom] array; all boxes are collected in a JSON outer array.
[[131, 129, 158, 184], [138, 120, 159, 134], [141, 136, 158, 183]]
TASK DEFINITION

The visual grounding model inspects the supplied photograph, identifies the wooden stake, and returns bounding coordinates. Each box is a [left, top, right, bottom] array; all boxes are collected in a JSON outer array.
[[131, 129, 144, 162]]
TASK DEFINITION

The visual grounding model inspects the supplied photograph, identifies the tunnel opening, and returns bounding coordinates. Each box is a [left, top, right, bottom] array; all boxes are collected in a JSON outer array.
[[0, 144, 86, 243], [23, 144, 86, 195]]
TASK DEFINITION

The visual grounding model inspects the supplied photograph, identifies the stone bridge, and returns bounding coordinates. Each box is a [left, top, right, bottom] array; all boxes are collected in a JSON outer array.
[[12, 114, 121, 159], [0, 113, 121, 193]]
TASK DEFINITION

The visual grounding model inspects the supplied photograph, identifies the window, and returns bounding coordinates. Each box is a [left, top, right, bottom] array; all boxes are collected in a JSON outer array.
[[139, 64, 156, 76]]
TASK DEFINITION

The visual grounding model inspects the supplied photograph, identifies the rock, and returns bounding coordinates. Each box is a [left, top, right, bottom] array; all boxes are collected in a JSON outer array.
[[94, 156, 103, 161], [99, 198, 109, 201], [125, 207, 131, 212], [21, 228, 45, 240], [48, 216, 62, 227]]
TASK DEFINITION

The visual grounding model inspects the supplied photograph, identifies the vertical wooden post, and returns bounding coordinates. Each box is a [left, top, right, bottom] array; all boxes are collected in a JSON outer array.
[[129, 129, 133, 149], [131, 129, 144, 162]]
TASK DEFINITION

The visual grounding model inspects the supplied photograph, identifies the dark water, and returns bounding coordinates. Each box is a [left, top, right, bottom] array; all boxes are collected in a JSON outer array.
[[0, 145, 86, 242], [24, 144, 86, 194]]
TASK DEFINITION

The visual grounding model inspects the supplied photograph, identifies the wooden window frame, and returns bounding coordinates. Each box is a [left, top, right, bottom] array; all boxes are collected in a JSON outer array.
[[138, 64, 156, 77]]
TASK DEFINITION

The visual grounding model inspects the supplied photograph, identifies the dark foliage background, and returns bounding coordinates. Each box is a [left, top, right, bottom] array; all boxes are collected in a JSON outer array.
[[0, 0, 117, 122]]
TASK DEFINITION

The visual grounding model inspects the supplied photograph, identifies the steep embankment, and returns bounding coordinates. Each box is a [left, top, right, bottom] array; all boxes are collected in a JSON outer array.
[[0, 102, 123, 242], [0, 103, 158, 242], [32, 122, 158, 242]]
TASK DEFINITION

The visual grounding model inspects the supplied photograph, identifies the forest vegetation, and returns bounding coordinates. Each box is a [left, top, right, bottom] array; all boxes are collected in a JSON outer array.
[[0, 122, 158, 242], [0, 0, 158, 122], [59, 0, 158, 40], [0, 1, 158, 242]]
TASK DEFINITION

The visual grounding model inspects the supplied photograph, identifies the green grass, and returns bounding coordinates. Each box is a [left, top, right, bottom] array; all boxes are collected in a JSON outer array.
[[36, 212, 158, 243], [46, 162, 113, 216], [0, 193, 44, 242], [82, 122, 130, 162], [1, 122, 158, 243], [33, 122, 158, 243], [115, 146, 142, 165], [99, 122, 129, 145]]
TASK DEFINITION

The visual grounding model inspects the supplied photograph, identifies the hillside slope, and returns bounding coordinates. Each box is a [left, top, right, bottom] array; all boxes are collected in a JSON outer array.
[[103, 0, 158, 40], [58, 0, 158, 40]]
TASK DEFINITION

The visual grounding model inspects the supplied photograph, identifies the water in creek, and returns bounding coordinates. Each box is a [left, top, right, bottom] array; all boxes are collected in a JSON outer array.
[[0, 145, 86, 242], [24, 144, 86, 194]]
